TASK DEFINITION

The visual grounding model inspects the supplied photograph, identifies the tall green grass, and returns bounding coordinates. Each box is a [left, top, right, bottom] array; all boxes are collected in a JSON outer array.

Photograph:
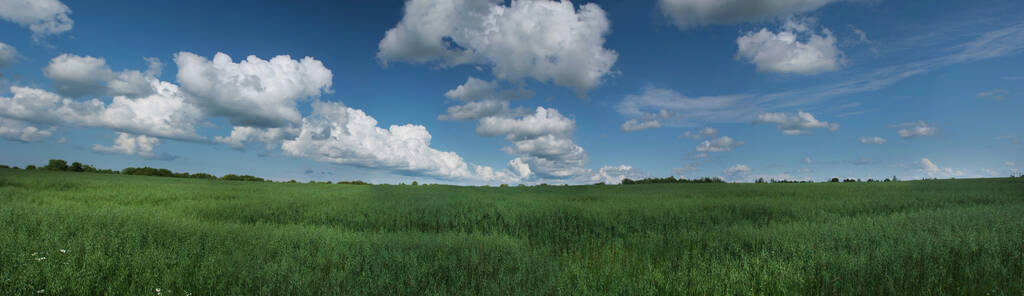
[[1, 168, 1022, 295]]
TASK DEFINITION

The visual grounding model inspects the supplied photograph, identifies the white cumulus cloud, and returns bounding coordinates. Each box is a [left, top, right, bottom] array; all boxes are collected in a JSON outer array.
[[589, 165, 645, 185], [476, 106, 574, 139], [174, 52, 333, 127], [0, 83, 203, 140], [281, 100, 519, 182], [920, 158, 963, 178], [723, 164, 752, 177], [92, 133, 160, 158], [214, 126, 298, 151], [378, 0, 617, 95], [475, 107, 589, 179], [0, 117, 54, 142], [696, 136, 744, 152], [438, 77, 532, 121], [445, 77, 498, 101], [0, 0, 73, 38], [895, 121, 937, 139], [737, 18, 844, 75], [43, 54, 162, 98], [0, 42, 16, 68], [756, 111, 839, 135]]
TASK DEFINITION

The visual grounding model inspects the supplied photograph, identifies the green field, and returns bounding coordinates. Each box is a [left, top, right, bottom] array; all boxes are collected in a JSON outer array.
[[1, 168, 1022, 295]]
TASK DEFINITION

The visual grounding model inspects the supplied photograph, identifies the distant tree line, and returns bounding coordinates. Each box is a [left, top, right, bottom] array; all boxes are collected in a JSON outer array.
[[827, 176, 900, 183], [3, 159, 1021, 185], [0, 159, 376, 185], [621, 176, 725, 185]]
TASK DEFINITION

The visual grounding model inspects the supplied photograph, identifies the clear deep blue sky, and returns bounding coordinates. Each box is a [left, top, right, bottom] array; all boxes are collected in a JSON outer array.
[[0, 0, 1021, 184]]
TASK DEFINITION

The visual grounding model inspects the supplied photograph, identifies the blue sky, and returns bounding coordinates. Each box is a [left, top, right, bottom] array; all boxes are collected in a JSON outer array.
[[0, 0, 1021, 184]]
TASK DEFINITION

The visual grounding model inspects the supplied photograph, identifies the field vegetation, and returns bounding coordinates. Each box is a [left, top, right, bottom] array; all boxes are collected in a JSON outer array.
[[1, 168, 1022, 295]]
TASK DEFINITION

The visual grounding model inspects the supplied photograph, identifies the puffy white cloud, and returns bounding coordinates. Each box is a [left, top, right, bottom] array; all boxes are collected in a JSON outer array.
[[620, 119, 661, 132], [895, 121, 937, 139], [474, 106, 589, 179], [444, 77, 534, 102], [378, 0, 617, 95], [755, 111, 839, 135], [0, 42, 15, 68], [92, 133, 160, 157], [439, 77, 533, 121], [589, 165, 645, 185], [43, 54, 161, 98], [0, 117, 54, 142], [682, 127, 718, 139], [174, 52, 333, 127], [281, 100, 516, 181], [859, 136, 886, 144], [696, 136, 744, 152], [502, 134, 583, 161], [737, 18, 844, 75], [0, 0, 73, 38], [0, 83, 203, 140], [214, 126, 298, 150], [512, 155, 588, 180], [920, 158, 963, 178], [723, 164, 752, 177], [507, 158, 532, 180], [445, 77, 498, 101], [658, 0, 841, 29], [476, 107, 574, 139]]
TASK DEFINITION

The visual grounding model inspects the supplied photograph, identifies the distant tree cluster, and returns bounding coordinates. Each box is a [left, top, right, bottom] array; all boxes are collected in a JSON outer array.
[[829, 176, 900, 183], [220, 174, 265, 182], [621, 176, 724, 185], [36, 159, 120, 174]]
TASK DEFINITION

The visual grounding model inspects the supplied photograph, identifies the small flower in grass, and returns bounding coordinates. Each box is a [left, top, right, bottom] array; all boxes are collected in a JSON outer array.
[[59, 249, 66, 254], [36, 289, 45, 294], [155, 288, 161, 295], [35, 256, 46, 261]]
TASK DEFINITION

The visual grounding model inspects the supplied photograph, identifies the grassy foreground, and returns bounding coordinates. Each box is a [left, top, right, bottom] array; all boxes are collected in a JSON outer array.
[[1, 169, 1022, 295]]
